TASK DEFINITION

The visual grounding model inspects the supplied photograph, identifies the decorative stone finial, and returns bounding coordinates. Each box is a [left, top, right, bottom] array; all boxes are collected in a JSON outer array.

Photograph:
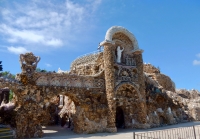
[[19, 52, 40, 75]]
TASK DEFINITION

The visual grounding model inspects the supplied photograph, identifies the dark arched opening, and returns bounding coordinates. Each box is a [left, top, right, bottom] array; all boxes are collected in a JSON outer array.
[[47, 95, 76, 127], [159, 116, 167, 126], [116, 107, 125, 128], [42, 94, 76, 137]]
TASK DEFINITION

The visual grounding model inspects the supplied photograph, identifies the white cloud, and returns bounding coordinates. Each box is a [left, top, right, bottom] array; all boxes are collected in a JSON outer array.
[[196, 53, 200, 58], [1, 24, 44, 43], [0, 0, 102, 53], [45, 39, 63, 47], [45, 63, 52, 67], [3, 24, 64, 47], [7, 38, 18, 43], [193, 60, 200, 65], [7, 46, 29, 55], [1, 24, 63, 47]]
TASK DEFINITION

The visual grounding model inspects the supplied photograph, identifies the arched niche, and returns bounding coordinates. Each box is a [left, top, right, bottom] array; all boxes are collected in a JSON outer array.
[[115, 82, 142, 100], [100, 26, 143, 53]]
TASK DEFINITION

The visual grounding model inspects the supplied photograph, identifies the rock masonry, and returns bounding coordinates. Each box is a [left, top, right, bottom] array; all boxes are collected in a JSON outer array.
[[0, 26, 200, 138]]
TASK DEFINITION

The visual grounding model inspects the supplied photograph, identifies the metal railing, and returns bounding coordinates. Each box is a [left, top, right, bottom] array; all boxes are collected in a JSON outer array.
[[134, 125, 200, 139], [70, 50, 103, 68], [74, 50, 103, 60]]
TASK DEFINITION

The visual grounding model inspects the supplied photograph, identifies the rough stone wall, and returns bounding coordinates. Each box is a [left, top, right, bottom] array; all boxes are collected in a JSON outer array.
[[65, 88, 108, 134], [0, 52, 108, 138], [14, 86, 47, 138], [73, 106, 107, 133], [1, 26, 200, 138], [10, 83, 108, 137], [145, 89, 181, 127], [144, 64, 175, 92], [176, 89, 199, 99], [70, 52, 104, 76], [176, 89, 200, 121], [143, 63, 160, 74], [70, 52, 101, 70], [144, 75, 200, 128], [144, 65, 187, 127], [155, 74, 175, 92]]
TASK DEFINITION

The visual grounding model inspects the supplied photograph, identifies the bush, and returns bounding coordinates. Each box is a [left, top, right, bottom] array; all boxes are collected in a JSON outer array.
[[9, 90, 13, 101]]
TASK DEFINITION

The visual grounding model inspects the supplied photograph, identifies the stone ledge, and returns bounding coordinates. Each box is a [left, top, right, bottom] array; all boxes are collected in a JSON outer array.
[[106, 127, 117, 133]]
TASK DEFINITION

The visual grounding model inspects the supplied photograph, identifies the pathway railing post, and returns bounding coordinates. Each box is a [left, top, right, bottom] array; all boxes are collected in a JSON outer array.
[[193, 125, 197, 139]]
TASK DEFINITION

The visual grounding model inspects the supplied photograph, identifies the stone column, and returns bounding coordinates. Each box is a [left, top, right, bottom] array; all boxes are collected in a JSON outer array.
[[14, 85, 44, 138], [102, 41, 117, 132]]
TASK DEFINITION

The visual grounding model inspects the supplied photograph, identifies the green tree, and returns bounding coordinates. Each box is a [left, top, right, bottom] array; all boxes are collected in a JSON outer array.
[[0, 61, 2, 71], [36, 68, 47, 72], [0, 71, 15, 79], [9, 90, 14, 101]]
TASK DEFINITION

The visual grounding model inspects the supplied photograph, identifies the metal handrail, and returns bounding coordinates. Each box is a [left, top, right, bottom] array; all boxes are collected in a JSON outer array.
[[75, 50, 102, 60], [70, 50, 103, 68]]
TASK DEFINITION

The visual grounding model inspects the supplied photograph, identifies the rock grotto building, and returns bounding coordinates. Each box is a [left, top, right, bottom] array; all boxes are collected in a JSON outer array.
[[0, 26, 200, 138]]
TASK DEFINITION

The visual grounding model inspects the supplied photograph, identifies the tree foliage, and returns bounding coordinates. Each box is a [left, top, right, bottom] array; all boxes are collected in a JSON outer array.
[[9, 90, 13, 101], [36, 68, 47, 72], [0, 71, 15, 79]]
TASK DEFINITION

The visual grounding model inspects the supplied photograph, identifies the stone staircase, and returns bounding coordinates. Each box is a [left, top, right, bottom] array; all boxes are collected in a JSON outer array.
[[0, 127, 13, 139]]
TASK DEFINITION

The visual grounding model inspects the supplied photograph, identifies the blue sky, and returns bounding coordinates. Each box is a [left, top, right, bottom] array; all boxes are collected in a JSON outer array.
[[0, 0, 200, 90]]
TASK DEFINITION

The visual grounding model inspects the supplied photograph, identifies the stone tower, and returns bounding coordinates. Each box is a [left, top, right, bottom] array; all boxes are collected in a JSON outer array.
[[100, 26, 148, 131]]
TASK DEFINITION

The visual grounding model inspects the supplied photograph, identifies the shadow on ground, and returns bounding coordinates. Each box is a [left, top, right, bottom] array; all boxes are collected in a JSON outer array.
[[34, 121, 200, 139]]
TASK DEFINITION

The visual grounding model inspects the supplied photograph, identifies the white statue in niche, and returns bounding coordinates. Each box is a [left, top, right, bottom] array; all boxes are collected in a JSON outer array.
[[132, 119, 135, 124], [59, 95, 64, 106], [146, 115, 149, 121], [116, 46, 124, 63], [168, 107, 172, 114]]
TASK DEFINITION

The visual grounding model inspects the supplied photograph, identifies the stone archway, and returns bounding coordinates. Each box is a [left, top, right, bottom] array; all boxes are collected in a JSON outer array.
[[0, 51, 107, 138], [115, 82, 142, 100], [45, 94, 76, 128], [40, 94, 77, 138], [102, 26, 139, 51], [114, 82, 146, 128], [10, 84, 108, 138]]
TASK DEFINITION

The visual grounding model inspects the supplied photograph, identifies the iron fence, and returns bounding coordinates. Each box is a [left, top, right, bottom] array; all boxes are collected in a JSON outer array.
[[134, 125, 200, 139]]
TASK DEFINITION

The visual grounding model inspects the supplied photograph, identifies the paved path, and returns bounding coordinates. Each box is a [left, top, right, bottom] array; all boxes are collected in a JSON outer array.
[[34, 121, 200, 139]]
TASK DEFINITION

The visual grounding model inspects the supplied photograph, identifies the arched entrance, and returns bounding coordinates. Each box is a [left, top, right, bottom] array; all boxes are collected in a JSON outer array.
[[44, 95, 76, 125], [114, 82, 144, 128], [116, 107, 125, 128], [159, 116, 167, 125], [42, 94, 77, 137]]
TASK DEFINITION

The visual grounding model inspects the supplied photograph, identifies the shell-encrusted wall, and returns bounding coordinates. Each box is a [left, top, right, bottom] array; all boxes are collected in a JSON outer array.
[[1, 26, 200, 138]]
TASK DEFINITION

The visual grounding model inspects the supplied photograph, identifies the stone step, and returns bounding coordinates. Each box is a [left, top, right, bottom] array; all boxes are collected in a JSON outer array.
[[0, 127, 13, 139], [0, 131, 13, 135], [0, 134, 13, 138], [0, 128, 10, 132]]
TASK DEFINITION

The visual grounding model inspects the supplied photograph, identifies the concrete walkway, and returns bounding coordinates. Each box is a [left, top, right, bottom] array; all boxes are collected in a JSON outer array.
[[35, 121, 200, 139]]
